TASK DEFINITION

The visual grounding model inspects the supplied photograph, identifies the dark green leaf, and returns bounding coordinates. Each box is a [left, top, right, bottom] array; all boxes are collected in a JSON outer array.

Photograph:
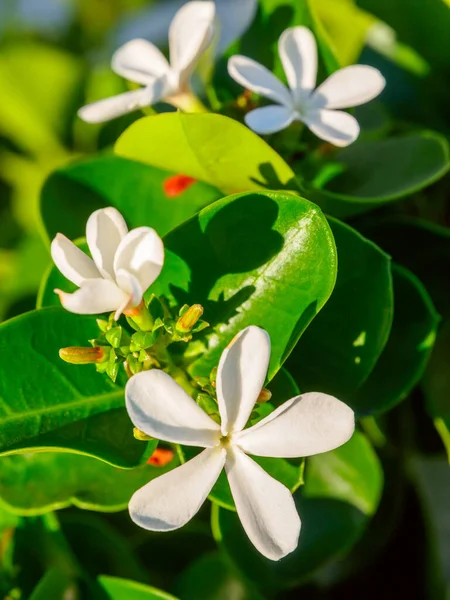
[[28, 569, 77, 600], [308, 132, 450, 218], [352, 264, 439, 416], [40, 154, 222, 241], [287, 218, 393, 400], [0, 308, 154, 466], [115, 113, 298, 195]]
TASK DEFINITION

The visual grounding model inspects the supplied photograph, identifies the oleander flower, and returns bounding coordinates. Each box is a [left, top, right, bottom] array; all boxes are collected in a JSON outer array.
[[78, 1, 215, 123], [51, 207, 164, 319], [126, 325, 355, 560], [228, 26, 386, 146]]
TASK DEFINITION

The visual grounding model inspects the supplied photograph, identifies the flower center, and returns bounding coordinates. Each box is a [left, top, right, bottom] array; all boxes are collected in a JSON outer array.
[[220, 434, 233, 448]]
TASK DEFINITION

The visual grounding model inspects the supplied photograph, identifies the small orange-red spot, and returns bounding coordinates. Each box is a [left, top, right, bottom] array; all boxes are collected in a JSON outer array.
[[163, 174, 197, 197], [147, 447, 174, 467]]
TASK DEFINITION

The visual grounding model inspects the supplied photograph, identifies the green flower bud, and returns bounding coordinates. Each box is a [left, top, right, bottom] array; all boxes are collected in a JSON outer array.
[[59, 346, 107, 365], [176, 304, 204, 333]]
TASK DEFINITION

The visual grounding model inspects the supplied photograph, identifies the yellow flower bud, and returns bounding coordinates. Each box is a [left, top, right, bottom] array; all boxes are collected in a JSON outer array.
[[59, 346, 106, 365]]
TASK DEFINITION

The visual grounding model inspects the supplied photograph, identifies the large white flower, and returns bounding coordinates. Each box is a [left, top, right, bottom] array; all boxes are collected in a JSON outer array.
[[228, 26, 386, 146], [51, 207, 164, 319], [78, 1, 215, 123], [126, 326, 355, 560]]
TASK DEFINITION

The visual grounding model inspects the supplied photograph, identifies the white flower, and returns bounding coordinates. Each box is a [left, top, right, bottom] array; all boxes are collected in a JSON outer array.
[[228, 26, 386, 147], [78, 1, 215, 124], [126, 326, 355, 560], [51, 207, 164, 319]]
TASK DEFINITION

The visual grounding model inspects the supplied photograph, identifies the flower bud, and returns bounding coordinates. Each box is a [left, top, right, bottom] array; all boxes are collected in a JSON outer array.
[[147, 447, 175, 467], [133, 428, 153, 441], [176, 304, 204, 333], [257, 388, 272, 403], [59, 346, 106, 365]]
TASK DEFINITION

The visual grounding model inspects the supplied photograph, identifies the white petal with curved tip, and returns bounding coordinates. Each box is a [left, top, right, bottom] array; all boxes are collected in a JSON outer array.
[[114, 269, 143, 319], [225, 447, 301, 561], [216, 326, 271, 436], [228, 56, 293, 108], [245, 105, 295, 134], [129, 447, 226, 531], [169, 1, 215, 83], [78, 87, 158, 124], [126, 370, 221, 447], [279, 27, 317, 98], [112, 38, 170, 84], [236, 392, 355, 458], [311, 65, 386, 110], [86, 207, 128, 280], [51, 234, 100, 286], [302, 109, 360, 147], [56, 279, 128, 315], [114, 227, 164, 293]]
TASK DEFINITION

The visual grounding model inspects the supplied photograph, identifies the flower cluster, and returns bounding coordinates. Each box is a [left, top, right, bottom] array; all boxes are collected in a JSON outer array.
[[78, 1, 385, 147]]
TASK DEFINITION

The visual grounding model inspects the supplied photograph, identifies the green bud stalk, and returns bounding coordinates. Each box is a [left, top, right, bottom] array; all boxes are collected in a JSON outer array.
[[125, 301, 154, 332]]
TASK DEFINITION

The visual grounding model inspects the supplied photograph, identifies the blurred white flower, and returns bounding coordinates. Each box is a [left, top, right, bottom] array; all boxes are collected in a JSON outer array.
[[126, 326, 355, 561], [228, 26, 386, 146], [115, 0, 258, 57], [78, 1, 215, 123], [51, 207, 164, 319]]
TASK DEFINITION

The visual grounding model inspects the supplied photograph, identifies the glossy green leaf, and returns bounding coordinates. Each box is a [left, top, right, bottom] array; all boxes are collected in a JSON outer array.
[[352, 265, 439, 416], [40, 154, 222, 242], [97, 576, 178, 600], [0, 451, 178, 515], [0, 307, 154, 467], [213, 431, 383, 591], [181, 368, 304, 510], [308, 132, 450, 218], [175, 553, 263, 600], [115, 113, 298, 195], [152, 191, 337, 379], [287, 218, 393, 400]]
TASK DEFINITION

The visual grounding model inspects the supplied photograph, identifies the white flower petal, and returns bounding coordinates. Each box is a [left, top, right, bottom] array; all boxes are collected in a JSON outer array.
[[86, 207, 128, 280], [225, 446, 301, 561], [112, 38, 171, 85], [169, 1, 215, 84], [114, 269, 143, 319], [51, 233, 100, 287], [245, 105, 294, 135], [302, 108, 360, 147], [114, 227, 164, 294], [228, 55, 293, 108], [129, 447, 226, 531], [55, 279, 128, 315], [279, 26, 317, 98], [311, 65, 386, 110], [236, 392, 355, 458], [216, 326, 271, 436], [78, 87, 159, 124], [125, 370, 221, 447]]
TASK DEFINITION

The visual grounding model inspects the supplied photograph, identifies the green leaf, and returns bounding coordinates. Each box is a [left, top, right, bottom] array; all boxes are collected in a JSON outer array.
[[115, 113, 298, 195], [213, 431, 383, 591], [0, 307, 155, 467], [152, 191, 337, 379], [29, 569, 76, 600], [97, 576, 178, 600], [287, 218, 393, 399], [0, 451, 178, 515], [175, 553, 263, 600], [40, 154, 222, 241], [351, 264, 440, 416], [308, 132, 450, 218]]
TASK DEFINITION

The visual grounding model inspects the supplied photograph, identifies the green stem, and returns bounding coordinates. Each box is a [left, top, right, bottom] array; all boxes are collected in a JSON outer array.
[[168, 91, 208, 113]]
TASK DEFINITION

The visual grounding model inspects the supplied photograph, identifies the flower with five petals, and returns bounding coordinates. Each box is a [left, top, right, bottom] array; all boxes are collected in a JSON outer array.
[[126, 326, 355, 560], [51, 207, 164, 319], [78, 1, 215, 123], [228, 26, 386, 146]]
